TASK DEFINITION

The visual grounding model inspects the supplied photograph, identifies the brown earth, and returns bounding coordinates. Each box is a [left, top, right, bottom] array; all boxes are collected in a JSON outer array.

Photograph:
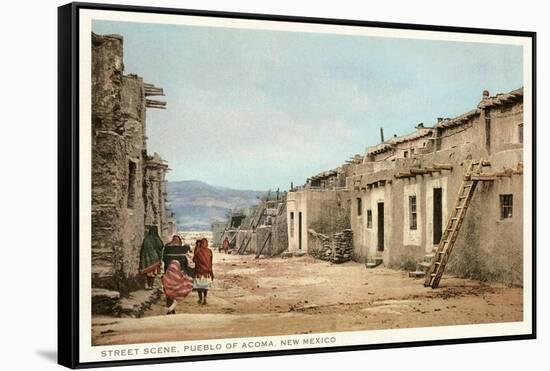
[[92, 252, 522, 345]]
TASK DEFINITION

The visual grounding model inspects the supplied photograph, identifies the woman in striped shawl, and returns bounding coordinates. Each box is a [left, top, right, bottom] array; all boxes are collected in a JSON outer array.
[[161, 235, 193, 314]]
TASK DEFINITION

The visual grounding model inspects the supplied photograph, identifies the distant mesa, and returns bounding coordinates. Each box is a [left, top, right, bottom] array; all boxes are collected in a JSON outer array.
[[166, 180, 265, 231]]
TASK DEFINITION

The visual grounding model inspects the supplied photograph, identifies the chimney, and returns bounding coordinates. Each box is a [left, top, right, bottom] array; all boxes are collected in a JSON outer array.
[[416, 122, 424, 129], [380, 127, 385, 143], [482, 90, 490, 99], [437, 117, 444, 123]]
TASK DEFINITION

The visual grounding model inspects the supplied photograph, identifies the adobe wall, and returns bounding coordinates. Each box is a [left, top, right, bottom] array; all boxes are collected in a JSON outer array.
[[231, 201, 288, 257], [271, 208, 289, 256], [487, 101, 524, 153], [211, 222, 227, 248]]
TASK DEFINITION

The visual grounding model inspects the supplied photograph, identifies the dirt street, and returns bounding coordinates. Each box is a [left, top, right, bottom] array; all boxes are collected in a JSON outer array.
[[92, 252, 522, 345]]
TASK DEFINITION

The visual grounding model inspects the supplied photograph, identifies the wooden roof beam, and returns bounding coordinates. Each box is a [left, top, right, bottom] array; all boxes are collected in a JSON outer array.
[[395, 172, 414, 179], [410, 168, 433, 175], [470, 175, 497, 181], [432, 163, 453, 171]]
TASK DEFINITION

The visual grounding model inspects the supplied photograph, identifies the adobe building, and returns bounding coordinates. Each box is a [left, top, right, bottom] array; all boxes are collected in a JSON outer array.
[[91, 33, 175, 314], [286, 160, 357, 256], [291, 88, 524, 285], [350, 88, 523, 285], [212, 191, 289, 257], [234, 193, 289, 257]]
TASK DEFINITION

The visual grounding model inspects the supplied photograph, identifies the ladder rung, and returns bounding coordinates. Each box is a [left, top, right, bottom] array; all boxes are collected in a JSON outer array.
[[455, 206, 463, 209], [463, 184, 472, 188]]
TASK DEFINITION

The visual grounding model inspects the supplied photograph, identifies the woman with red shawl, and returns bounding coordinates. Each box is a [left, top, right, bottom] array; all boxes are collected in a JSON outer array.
[[193, 238, 214, 305]]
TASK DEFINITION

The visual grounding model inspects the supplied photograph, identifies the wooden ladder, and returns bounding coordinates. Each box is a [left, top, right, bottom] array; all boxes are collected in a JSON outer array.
[[255, 231, 272, 259], [237, 234, 252, 254], [424, 160, 484, 288]]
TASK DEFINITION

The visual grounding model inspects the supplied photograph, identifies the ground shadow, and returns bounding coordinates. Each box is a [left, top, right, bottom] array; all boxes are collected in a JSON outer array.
[[36, 350, 57, 363]]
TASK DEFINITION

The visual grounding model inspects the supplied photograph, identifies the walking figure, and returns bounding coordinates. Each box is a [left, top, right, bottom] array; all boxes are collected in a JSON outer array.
[[222, 236, 230, 253], [162, 235, 193, 314], [139, 226, 163, 290], [193, 238, 214, 305]]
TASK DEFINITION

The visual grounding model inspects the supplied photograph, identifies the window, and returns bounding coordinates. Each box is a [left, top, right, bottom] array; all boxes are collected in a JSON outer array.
[[404, 150, 408, 158], [127, 160, 137, 209], [518, 123, 523, 144], [409, 195, 417, 229], [357, 198, 362, 216], [290, 212, 295, 237], [410, 148, 415, 156], [366, 209, 372, 228], [500, 194, 513, 219]]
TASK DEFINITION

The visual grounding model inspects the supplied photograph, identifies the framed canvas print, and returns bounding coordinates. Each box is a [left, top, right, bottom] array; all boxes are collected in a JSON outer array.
[[58, 2, 536, 368]]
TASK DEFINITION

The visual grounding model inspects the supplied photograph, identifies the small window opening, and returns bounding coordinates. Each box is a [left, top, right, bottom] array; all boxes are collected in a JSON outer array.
[[409, 195, 417, 230], [127, 160, 137, 209], [500, 194, 513, 219]]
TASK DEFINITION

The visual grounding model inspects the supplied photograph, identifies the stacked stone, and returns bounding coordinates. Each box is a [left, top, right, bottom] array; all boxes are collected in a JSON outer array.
[[307, 229, 353, 263], [119, 287, 163, 318], [332, 229, 353, 264], [307, 230, 332, 262]]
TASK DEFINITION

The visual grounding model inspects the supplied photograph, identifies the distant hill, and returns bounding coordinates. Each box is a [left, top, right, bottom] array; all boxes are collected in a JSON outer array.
[[166, 180, 265, 231]]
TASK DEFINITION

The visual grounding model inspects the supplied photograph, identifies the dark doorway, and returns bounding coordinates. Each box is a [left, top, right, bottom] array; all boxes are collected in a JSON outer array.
[[433, 188, 443, 244], [377, 202, 384, 251], [298, 212, 303, 250]]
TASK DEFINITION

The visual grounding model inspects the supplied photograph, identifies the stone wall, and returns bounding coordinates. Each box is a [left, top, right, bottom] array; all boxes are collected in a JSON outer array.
[[91, 32, 173, 313], [144, 153, 170, 241], [308, 229, 353, 264], [92, 33, 131, 293]]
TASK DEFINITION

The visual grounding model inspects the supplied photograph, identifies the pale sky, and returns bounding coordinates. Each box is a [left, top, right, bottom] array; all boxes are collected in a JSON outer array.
[[92, 20, 523, 191]]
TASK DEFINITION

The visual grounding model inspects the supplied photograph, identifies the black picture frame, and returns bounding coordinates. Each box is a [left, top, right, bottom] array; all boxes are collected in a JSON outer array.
[[58, 2, 537, 368]]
